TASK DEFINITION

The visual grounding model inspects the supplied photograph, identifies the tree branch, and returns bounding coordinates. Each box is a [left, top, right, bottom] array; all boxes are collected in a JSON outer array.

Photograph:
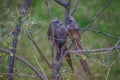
[[70, 0, 79, 15], [54, 0, 66, 7], [67, 46, 120, 54], [82, 0, 113, 33], [55, 45, 120, 72], [25, 30, 51, 68], [54, 0, 71, 25], [8, 0, 32, 80], [44, 0, 52, 20], [85, 28, 120, 39], [90, 29, 120, 39], [0, 48, 45, 80]]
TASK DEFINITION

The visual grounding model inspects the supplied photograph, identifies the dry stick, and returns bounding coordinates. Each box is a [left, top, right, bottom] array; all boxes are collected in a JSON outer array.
[[55, 45, 120, 70], [105, 55, 119, 80], [0, 31, 12, 41], [33, 55, 48, 80], [55, 40, 120, 78], [25, 31, 51, 68], [44, 0, 52, 21], [44, 1, 55, 79], [0, 48, 45, 80], [105, 39, 120, 53], [8, 0, 31, 80], [0, 73, 37, 78], [65, 0, 71, 25], [70, 0, 79, 15], [88, 28, 120, 39], [82, 0, 113, 33], [55, 0, 71, 25], [67, 46, 120, 54], [0, 64, 39, 78], [44, 0, 54, 64], [54, 0, 66, 7]]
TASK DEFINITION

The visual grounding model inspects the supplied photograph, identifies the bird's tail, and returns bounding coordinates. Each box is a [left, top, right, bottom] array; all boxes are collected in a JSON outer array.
[[73, 39, 91, 75], [56, 47, 62, 79], [65, 54, 74, 72], [63, 46, 74, 72], [78, 55, 91, 75]]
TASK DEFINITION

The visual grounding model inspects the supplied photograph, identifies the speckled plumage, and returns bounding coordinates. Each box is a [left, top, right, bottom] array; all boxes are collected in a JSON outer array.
[[67, 16, 91, 75]]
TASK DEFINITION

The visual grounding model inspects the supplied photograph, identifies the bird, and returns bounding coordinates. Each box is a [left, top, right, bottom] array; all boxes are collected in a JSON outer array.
[[67, 16, 91, 75], [47, 19, 74, 79]]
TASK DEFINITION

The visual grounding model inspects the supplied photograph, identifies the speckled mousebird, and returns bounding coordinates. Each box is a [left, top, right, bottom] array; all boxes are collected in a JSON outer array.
[[67, 16, 91, 75], [47, 19, 74, 77]]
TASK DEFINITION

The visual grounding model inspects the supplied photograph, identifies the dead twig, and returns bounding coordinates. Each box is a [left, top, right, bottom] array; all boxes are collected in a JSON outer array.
[[67, 46, 120, 54], [54, 0, 66, 7], [82, 0, 113, 33], [25, 30, 51, 68], [70, 0, 79, 15], [44, 0, 52, 20], [88, 28, 120, 39]]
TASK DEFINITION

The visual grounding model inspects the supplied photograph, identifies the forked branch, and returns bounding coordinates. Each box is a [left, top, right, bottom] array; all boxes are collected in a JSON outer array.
[[54, 0, 66, 7], [82, 0, 113, 33], [70, 0, 79, 15]]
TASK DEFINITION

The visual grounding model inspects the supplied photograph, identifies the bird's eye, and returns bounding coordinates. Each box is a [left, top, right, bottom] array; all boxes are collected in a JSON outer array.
[[55, 21, 59, 23], [60, 24, 62, 26], [69, 20, 72, 23]]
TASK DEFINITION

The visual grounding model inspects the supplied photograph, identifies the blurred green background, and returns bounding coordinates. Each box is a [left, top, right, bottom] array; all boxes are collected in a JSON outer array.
[[0, 0, 120, 80]]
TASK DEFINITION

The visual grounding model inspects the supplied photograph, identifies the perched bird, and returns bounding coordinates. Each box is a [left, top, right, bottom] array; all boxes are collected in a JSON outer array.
[[47, 19, 74, 79], [67, 16, 91, 75], [48, 19, 59, 41]]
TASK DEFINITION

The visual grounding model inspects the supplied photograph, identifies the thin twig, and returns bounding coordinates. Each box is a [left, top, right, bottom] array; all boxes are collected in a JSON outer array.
[[88, 28, 120, 39], [54, 0, 66, 7], [34, 55, 48, 80], [55, 43, 120, 68], [82, 0, 113, 33], [89, 56, 109, 67], [65, 0, 71, 25], [70, 0, 79, 15], [0, 31, 12, 41], [54, 0, 71, 25], [44, 0, 52, 20], [0, 48, 44, 80], [105, 39, 120, 53], [105, 68, 111, 80], [25, 30, 51, 67], [0, 73, 37, 78], [67, 46, 120, 54]]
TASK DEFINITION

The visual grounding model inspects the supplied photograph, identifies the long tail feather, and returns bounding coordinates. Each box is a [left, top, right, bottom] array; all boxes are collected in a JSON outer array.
[[77, 55, 91, 75], [63, 46, 74, 72], [65, 54, 74, 72], [73, 39, 91, 75], [56, 47, 62, 79]]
